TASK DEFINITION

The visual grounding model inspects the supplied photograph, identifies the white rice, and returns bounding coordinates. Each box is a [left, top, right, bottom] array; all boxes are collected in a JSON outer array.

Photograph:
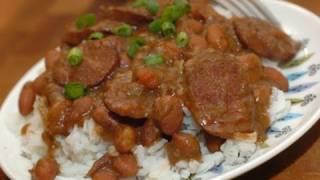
[[21, 87, 290, 180]]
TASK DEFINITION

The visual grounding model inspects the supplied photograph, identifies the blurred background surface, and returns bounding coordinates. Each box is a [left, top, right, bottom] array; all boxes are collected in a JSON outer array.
[[0, 0, 319, 179]]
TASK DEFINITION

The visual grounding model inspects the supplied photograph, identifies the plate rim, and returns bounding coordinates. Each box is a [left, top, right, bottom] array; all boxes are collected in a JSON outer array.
[[0, 0, 320, 179]]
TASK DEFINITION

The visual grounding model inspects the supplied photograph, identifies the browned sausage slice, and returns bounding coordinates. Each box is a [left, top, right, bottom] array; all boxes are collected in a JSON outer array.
[[52, 39, 119, 87], [153, 96, 183, 135], [62, 20, 121, 46], [184, 52, 259, 138], [233, 17, 299, 62], [104, 70, 154, 119], [19, 82, 36, 116], [101, 6, 153, 25]]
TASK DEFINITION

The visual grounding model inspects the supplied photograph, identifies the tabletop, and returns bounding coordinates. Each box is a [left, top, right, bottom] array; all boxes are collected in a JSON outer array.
[[0, 0, 319, 179]]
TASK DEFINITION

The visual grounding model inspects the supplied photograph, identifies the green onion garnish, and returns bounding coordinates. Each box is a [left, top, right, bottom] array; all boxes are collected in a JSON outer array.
[[75, 13, 96, 30], [161, 1, 190, 23], [149, 19, 164, 33], [67, 47, 83, 66], [64, 83, 86, 100], [144, 54, 164, 66], [88, 32, 104, 40], [161, 21, 176, 37], [148, 0, 190, 36], [113, 23, 134, 37], [133, 0, 159, 15], [176, 32, 189, 47], [127, 37, 146, 58]]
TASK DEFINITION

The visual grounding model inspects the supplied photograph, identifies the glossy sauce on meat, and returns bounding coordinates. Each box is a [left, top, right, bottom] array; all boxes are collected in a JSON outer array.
[[17, 0, 299, 178]]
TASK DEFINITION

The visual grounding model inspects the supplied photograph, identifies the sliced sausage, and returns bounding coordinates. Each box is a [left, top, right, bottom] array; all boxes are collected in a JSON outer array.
[[184, 52, 261, 138], [104, 70, 154, 119], [62, 20, 121, 46], [52, 39, 119, 87], [166, 132, 201, 165], [263, 67, 289, 92], [19, 82, 36, 116], [153, 96, 183, 135], [113, 125, 137, 153], [101, 6, 153, 26], [62, 27, 92, 46], [233, 17, 299, 62], [31, 157, 59, 180], [112, 154, 138, 177]]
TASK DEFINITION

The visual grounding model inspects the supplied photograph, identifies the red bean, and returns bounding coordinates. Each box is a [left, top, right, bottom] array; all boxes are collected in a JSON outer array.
[[92, 106, 119, 132], [33, 73, 49, 95], [166, 132, 201, 164], [19, 82, 36, 116], [189, 34, 207, 50], [112, 154, 138, 177], [31, 157, 59, 180], [87, 154, 113, 177], [153, 96, 183, 135], [113, 125, 137, 153], [135, 67, 160, 89], [92, 170, 119, 180], [140, 120, 161, 147], [207, 24, 228, 51]]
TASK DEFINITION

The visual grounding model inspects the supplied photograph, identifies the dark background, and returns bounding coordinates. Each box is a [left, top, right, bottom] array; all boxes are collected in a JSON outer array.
[[0, 0, 319, 179]]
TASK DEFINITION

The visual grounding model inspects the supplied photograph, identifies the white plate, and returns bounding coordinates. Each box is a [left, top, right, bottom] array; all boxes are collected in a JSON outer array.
[[1, 0, 320, 179]]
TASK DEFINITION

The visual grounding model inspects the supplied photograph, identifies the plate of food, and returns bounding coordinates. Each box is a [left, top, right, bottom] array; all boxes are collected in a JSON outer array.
[[1, 0, 320, 179]]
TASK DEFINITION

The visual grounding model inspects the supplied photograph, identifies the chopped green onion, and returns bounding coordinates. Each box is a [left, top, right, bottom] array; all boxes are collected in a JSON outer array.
[[88, 32, 104, 40], [149, 19, 164, 33], [148, 0, 190, 36], [128, 43, 141, 59], [161, 1, 190, 23], [64, 83, 86, 100], [145, 0, 160, 15], [133, 0, 159, 15], [113, 24, 134, 37], [161, 21, 176, 37], [133, 0, 145, 7], [144, 54, 164, 66], [67, 47, 83, 66], [75, 13, 96, 29], [176, 32, 189, 47], [127, 37, 146, 58]]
